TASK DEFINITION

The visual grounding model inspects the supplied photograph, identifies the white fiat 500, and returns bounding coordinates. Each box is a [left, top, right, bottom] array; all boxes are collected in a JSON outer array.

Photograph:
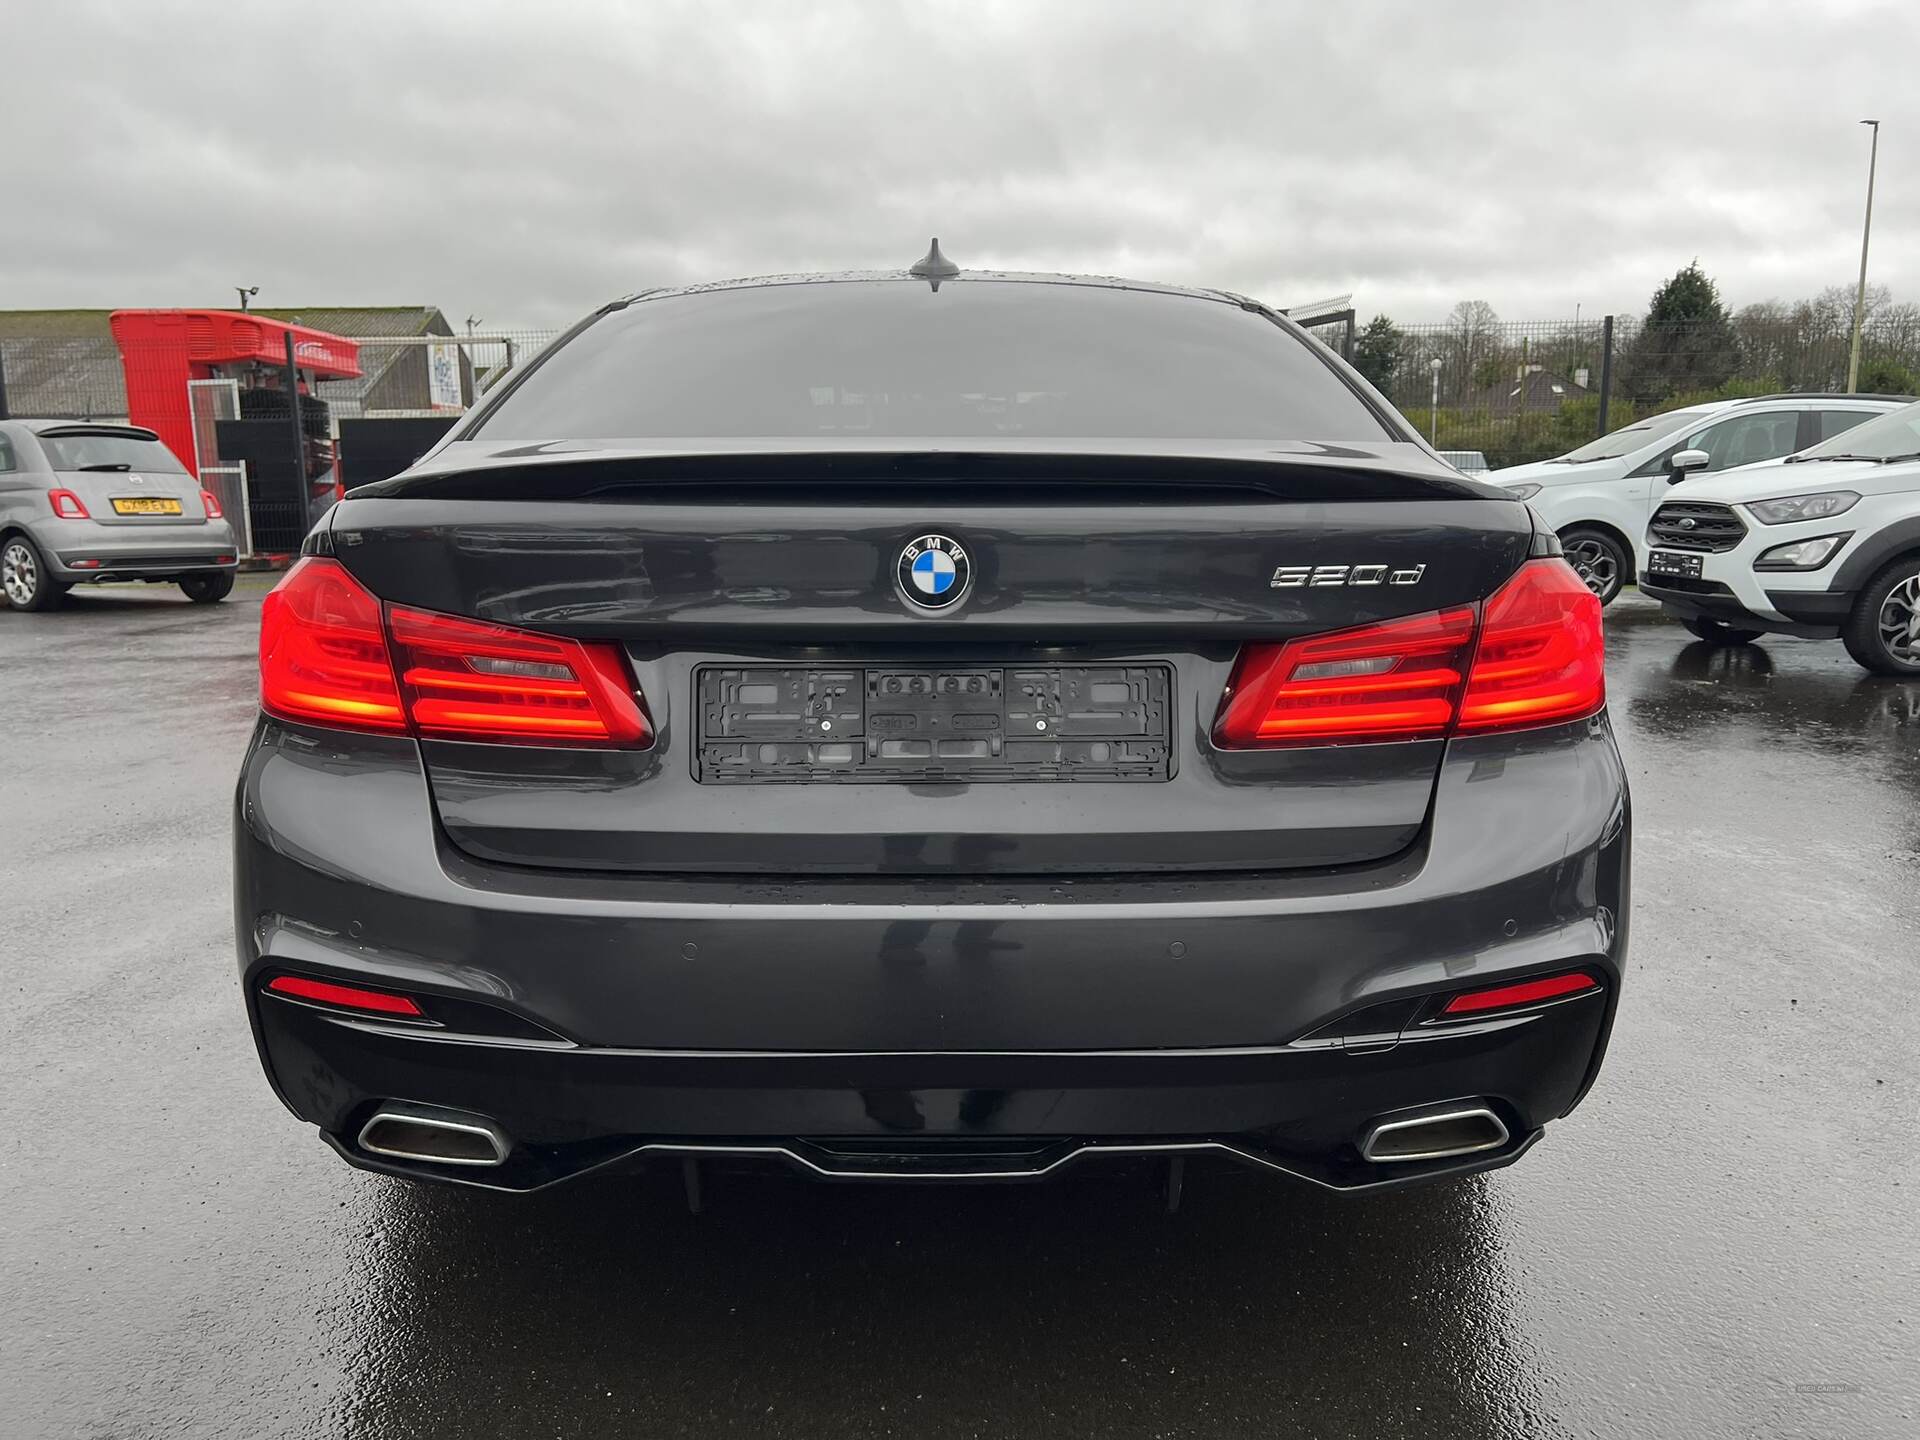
[[1638, 400, 1920, 674]]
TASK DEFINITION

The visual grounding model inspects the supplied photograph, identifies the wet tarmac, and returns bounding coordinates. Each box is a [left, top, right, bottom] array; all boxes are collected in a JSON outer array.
[[3, 583, 1916, 1439]]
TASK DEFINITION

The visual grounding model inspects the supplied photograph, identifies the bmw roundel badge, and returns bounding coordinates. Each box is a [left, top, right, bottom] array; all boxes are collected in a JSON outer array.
[[897, 533, 972, 612]]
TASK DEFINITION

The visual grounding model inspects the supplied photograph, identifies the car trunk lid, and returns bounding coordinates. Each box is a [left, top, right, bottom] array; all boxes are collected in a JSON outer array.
[[39, 427, 204, 527], [326, 443, 1530, 875]]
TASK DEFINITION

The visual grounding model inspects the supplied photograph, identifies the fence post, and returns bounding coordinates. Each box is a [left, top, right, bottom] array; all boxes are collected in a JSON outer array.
[[1596, 315, 1615, 437], [283, 331, 305, 504], [0, 345, 10, 419]]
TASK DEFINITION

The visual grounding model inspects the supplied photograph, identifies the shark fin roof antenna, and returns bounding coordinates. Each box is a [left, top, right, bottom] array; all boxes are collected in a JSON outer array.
[[909, 237, 960, 289]]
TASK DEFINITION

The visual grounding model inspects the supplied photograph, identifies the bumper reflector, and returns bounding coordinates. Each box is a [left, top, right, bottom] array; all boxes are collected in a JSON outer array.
[[1442, 971, 1599, 1015], [265, 974, 425, 1017]]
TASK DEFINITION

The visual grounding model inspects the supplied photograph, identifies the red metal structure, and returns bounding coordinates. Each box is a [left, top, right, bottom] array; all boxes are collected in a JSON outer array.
[[108, 309, 361, 477]]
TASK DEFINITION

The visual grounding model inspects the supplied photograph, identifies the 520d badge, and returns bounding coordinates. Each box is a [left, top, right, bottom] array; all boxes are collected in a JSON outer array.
[[1270, 563, 1427, 589]]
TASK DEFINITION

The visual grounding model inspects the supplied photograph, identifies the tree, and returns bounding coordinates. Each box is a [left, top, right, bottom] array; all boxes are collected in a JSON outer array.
[[1732, 300, 1799, 389], [1808, 283, 1890, 332], [1448, 300, 1500, 339], [1858, 357, 1920, 396], [1353, 314, 1402, 391], [1621, 263, 1740, 403], [1444, 300, 1500, 404]]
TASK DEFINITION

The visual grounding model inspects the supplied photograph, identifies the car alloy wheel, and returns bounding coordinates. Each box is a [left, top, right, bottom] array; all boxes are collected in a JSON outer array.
[[1560, 531, 1624, 604], [3, 539, 42, 608], [1876, 572, 1920, 665]]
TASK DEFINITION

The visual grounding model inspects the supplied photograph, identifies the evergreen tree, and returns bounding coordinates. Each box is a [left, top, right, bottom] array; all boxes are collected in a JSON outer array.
[[1622, 263, 1740, 403], [1353, 314, 1402, 391]]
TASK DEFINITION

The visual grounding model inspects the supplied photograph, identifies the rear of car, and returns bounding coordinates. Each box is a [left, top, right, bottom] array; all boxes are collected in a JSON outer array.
[[0, 422, 239, 610], [1643, 400, 1920, 673], [234, 272, 1629, 1193]]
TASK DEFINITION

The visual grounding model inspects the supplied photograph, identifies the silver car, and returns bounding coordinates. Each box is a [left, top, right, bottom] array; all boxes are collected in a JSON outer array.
[[0, 420, 240, 611]]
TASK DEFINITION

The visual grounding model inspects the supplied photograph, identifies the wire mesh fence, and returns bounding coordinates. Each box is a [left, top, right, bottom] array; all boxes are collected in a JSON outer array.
[[1333, 313, 1920, 468], [7, 306, 1920, 549]]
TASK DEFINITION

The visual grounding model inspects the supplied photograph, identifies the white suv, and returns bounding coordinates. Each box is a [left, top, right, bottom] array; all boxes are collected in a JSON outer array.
[[1639, 400, 1920, 674], [1489, 394, 1907, 604]]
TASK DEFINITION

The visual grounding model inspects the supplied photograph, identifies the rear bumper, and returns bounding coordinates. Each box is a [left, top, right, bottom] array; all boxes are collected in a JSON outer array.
[[276, 999, 1588, 1193], [234, 714, 1631, 1191], [42, 517, 240, 580]]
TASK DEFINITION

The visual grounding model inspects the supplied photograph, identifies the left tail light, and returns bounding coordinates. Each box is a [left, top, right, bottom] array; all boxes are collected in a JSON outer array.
[[259, 558, 407, 732], [200, 488, 225, 519], [259, 557, 650, 746], [387, 605, 650, 744], [1214, 559, 1604, 747], [48, 488, 89, 519]]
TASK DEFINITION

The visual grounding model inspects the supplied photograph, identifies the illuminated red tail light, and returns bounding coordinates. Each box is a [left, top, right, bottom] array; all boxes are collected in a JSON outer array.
[[265, 974, 424, 1017], [387, 605, 650, 744], [49, 488, 89, 519], [1214, 559, 1604, 747], [258, 557, 649, 746], [1457, 559, 1605, 731], [1214, 607, 1476, 746], [260, 558, 406, 731], [1441, 971, 1600, 1015], [200, 488, 225, 519]]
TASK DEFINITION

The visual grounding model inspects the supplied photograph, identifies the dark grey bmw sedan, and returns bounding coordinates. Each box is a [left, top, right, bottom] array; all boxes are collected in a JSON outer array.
[[235, 255, 1628, 1195]]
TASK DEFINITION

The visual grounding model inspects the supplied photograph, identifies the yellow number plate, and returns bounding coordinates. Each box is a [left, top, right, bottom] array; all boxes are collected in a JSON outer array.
[[110, 497, 183, 515]]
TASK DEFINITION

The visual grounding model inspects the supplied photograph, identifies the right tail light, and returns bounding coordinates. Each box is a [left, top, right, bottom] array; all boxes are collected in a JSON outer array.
[[259, 557, 650, 747], [1454, 557, 1605, 732], [1214, 559, 1604, 747]]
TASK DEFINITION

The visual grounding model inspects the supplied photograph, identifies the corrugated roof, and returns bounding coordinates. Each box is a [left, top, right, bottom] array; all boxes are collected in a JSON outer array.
[[0, 310, 116, 341], [253, 307, 451, 339]]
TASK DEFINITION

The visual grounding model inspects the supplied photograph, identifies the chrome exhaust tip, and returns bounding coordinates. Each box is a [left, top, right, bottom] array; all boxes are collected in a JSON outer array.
[[357, 1107, 511, 1168], [1361, 1106, 1509, 1164]]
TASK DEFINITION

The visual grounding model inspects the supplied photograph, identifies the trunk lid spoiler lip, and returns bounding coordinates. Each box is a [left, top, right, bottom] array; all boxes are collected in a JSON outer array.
[[352, 438, 1506, 504]]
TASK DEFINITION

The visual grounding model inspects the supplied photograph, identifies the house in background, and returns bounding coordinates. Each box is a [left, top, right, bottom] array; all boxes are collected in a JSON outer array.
[[1462, 363, 1594, 417]]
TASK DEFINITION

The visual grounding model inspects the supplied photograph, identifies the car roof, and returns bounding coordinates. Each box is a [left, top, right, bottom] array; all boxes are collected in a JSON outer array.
[[614, 269, 1263, 312], [1723, 392, 1912, 406]]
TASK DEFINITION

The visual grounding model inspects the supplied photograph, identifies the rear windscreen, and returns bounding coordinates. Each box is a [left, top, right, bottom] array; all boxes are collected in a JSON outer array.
[[40, 433, 185, 472], [474, 280, 1395, 442]]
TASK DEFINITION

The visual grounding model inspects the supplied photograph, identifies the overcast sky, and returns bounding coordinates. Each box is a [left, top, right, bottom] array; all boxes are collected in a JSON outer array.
[[6, 0, 1916, 330]]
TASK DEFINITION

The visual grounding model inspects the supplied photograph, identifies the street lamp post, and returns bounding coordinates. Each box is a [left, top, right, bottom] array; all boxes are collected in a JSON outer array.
[[1846, 119, 1881, 395], [235, 285, 259, 313], [1429, 357, 1442, 444]]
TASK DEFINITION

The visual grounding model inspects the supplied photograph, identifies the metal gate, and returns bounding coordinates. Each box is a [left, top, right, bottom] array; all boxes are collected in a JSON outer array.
[[187, 378, 254, 559]]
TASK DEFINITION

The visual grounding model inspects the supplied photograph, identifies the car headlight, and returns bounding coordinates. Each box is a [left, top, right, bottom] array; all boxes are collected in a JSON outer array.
[[1746, 491, 1860, 525], [1753, 533, 1851, 571], [1500, 482, 1542, 500]]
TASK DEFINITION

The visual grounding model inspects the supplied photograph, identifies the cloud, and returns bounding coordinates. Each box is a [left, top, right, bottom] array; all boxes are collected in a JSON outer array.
[[6, 0, 1915, 327]]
